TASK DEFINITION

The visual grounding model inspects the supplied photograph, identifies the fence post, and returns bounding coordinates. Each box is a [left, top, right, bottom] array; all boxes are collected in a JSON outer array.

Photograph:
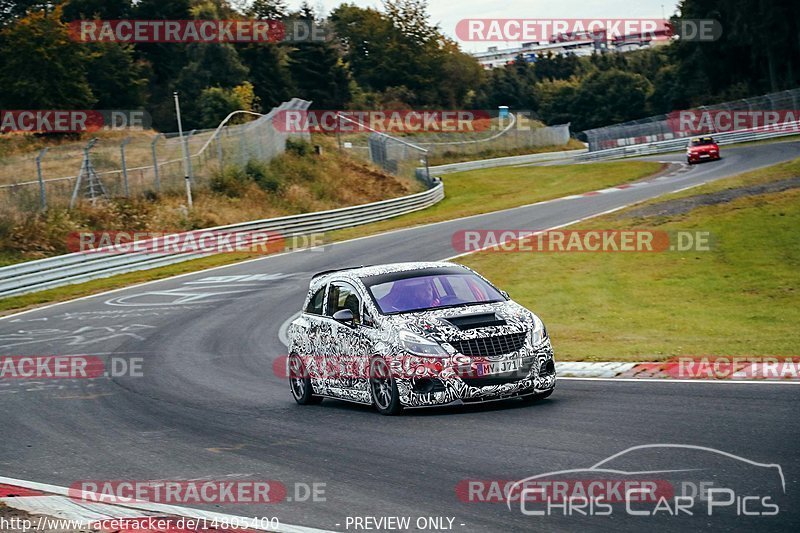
[[70, 138, 99, 209], [151, 133, 162, 192], [120, 137, 131, 197], [35, 147, 49, 211], [216, 129, 224, 167], [186, 129, 196, 181], [238, 128, 247, 165]]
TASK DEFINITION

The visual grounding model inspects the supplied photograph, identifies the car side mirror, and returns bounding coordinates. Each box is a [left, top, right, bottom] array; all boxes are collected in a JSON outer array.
[[500, 290, 509, 299], [333, 309, 355, 326]]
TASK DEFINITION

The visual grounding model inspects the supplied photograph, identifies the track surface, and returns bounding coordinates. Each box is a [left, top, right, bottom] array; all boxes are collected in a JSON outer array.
[[1, 142, 799, 532]]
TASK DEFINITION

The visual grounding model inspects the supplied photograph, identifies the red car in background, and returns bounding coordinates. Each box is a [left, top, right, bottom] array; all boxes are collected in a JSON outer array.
[[686, 136, 721, 164]]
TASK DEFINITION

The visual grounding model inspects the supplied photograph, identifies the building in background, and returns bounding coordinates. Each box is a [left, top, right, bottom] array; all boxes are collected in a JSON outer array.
[[471, 22, 671, 69]]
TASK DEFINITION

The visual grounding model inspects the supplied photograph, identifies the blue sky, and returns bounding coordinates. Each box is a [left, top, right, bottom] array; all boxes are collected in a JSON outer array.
[[284, 0, 682, 51]]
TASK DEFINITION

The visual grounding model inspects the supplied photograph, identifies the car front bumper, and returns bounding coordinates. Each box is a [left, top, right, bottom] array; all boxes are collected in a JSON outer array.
[[688, 151, 720, 162], [392, 343, 557, 408]]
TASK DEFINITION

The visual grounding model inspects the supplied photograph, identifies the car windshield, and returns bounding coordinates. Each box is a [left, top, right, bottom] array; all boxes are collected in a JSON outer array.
[[691, 137, 716, 146], [365, 271, 505, 314]]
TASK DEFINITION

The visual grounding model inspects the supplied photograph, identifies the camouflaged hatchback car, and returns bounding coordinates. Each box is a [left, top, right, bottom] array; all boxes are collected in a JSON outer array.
[[287, 262, 556, 415]]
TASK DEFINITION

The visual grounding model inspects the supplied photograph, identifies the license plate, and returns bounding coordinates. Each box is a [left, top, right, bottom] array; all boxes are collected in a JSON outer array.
[[700, 154, 710, 158], [477, 359, 520, 376]]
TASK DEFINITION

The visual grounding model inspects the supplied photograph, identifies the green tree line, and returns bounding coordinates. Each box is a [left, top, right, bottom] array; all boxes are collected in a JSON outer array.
[[0, 0, 796, 133]]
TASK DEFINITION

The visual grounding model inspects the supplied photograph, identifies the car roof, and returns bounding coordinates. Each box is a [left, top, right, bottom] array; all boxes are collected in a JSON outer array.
[[311, 261, 465, 284]]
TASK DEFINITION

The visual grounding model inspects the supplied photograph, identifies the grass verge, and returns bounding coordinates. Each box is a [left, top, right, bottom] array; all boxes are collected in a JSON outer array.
[[330, 160, 662, 242], [0, 160, 662, 315], [460, 158, 800, 361], [426, 138, 586, 166]]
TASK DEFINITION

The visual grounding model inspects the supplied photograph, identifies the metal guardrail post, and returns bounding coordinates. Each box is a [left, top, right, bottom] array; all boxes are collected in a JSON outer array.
[[35, 148, 49, 211]]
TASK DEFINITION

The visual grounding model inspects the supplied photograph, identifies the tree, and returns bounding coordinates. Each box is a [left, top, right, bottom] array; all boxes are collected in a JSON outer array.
[[132, 0, 192, 128], [175, 43, 250, 126], [247, 0, 288, 19], [571, 69, 653, 130], [288, 40, 351, 109], [475, 56, 537, 110], [0, 0, 54, 27], [435, 39, 483, 108], [0, 7, 94, 108], [329, 4, 396, 94], [196, 82, 256, 128], [60, 0, 132, 21], [672, 0, 799, 101], [536, 78, 579, 125], [238, 43, 293, 109], [84, 42, 148, 108], [382, 0, 439, 46]]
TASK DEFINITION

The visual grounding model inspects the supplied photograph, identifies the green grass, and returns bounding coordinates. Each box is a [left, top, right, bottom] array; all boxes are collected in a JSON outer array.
[[331, 160, 663, 242], [641, 151, 800, 202], [460, 158, 800, 361], [0, 159, 663, 315]]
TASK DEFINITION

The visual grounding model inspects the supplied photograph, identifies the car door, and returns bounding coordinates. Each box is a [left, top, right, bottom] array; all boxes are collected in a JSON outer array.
[[294, 283, 330, 389], [325, 280, 374, 402]]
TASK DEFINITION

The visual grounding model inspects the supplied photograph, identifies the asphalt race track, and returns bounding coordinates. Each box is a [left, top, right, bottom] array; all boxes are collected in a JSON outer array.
[[1, 141, 799, 532]]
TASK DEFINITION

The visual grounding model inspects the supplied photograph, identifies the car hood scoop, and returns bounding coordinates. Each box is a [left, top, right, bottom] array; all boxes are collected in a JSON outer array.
[[441, 312, 507, 330]]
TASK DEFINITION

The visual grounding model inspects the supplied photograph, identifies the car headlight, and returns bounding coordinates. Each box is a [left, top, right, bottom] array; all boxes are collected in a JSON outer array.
[[529, 321, 548, 347], [399, 330, 448, 357]]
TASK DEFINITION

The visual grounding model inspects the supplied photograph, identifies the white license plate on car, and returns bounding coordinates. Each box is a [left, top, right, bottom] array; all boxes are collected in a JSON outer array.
[[477, 359, 520, 376], [700, 154, 710, 158]]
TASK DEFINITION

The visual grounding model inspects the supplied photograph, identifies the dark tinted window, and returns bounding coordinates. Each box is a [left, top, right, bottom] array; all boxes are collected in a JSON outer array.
[[367, 272, 505, 314], [305, 286, 326, 315]]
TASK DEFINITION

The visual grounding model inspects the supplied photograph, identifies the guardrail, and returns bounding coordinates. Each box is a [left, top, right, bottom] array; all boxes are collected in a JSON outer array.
[[0, 182, 444, 298], [577, 122, 800, 161]]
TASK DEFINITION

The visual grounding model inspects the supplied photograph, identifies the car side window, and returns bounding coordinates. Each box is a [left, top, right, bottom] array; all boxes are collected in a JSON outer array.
[[326, 281, 361, 325], [362, 305, 375, 327], [305, 286, 326, 315]]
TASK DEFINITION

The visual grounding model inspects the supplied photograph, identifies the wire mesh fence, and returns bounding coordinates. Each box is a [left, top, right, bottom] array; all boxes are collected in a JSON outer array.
[[412, 115, 570, 162], [582, 88, 800, 151], [0, 99, 311, 213], [333, 111, 570, 185]]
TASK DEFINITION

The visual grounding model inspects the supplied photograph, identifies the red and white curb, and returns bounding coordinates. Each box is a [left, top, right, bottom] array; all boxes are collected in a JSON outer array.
[[558, 162, 692, 201], [0, 477, 333, 533], [556, 361, 800, 382], [556, 361, 637, 378]]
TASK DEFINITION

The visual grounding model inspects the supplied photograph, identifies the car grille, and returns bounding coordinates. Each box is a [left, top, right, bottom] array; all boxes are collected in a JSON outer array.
[[450, 332, 527, 358]]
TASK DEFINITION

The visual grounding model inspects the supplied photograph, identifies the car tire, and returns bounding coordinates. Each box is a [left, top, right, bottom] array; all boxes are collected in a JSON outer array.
[[369, 357, 403, 415], [520, 389, 554, 404], [289, 354, 322, 405]]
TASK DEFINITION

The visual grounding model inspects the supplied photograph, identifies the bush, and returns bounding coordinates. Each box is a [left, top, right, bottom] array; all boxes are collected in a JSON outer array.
[[246, 159, 284, 193], [285, 138, 313, 157], [210, 164, 252, 197]]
